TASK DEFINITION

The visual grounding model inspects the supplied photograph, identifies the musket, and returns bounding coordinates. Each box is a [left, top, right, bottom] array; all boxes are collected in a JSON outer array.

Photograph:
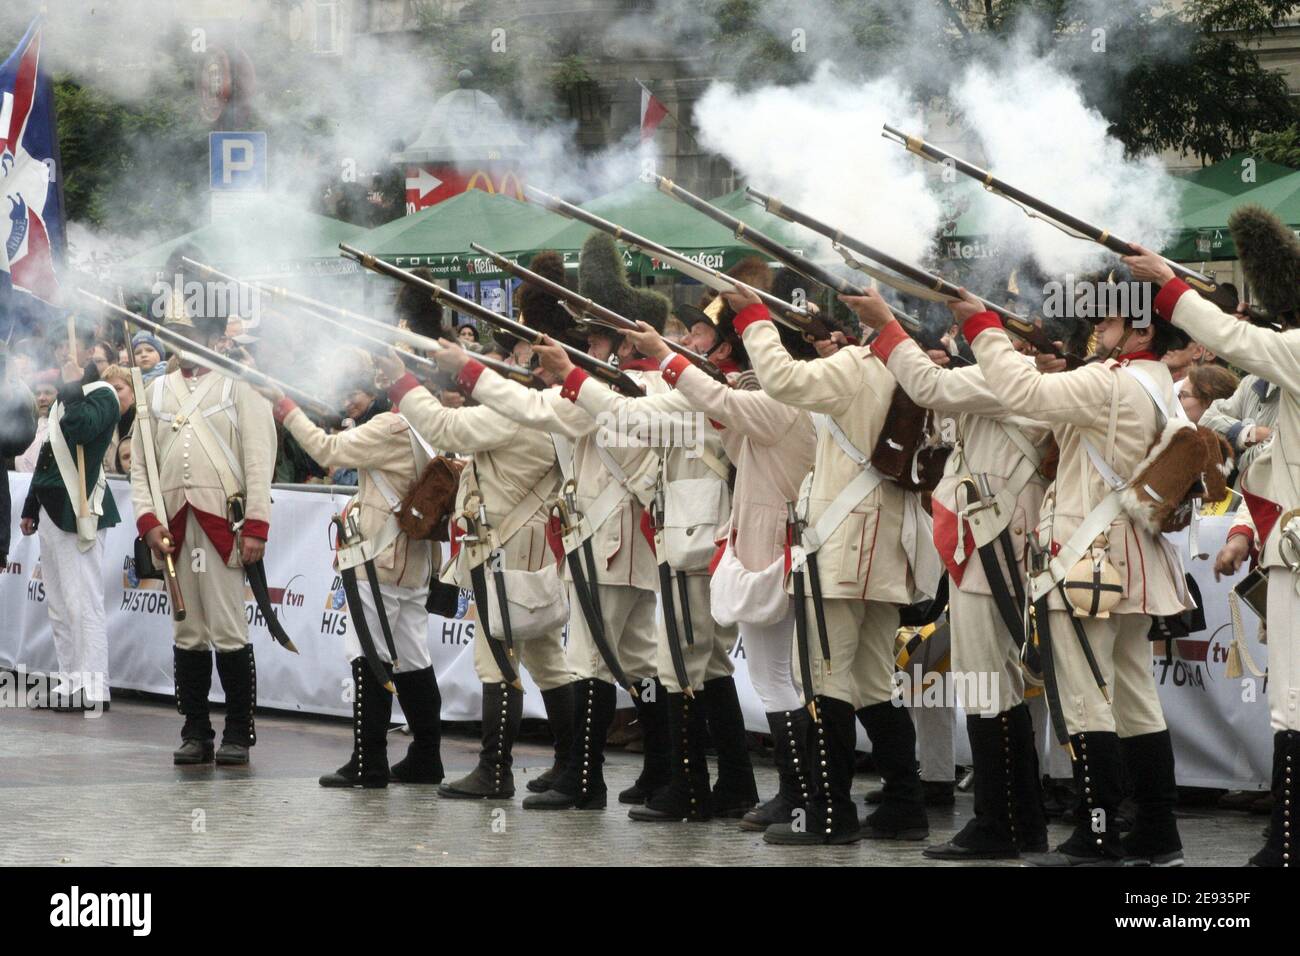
[[339, 244, 645, 398], [744, 186, 1083, 368], [180, 257, 546, 392], [523, 185, 830, 341], [652, 175, 936, 339], [468, 242, 728, 384], [116, 287, 186, 623], [881, 124, 1219, 296], [77, 291, 336, 416]]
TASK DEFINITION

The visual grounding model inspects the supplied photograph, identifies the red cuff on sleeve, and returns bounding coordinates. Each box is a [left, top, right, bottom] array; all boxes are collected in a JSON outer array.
[[136, 513, 163, 538], [387, 372, 421, 407], [1153, 277, 1191, 323], [241, 518, 269, 542], [1228, 524, 1255, 548], [457, 360, 486, 395], [560, 367, 589, 402], [870, 319, 911, 364], [733, 302, 772, 337], [662, 354, 691, 387], [962, 311, 1003, 344], [272, 397, 298, 423]]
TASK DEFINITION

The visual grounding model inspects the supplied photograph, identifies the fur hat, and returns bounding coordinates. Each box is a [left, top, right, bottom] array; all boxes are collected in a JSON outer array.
[[1230, 203, 1300, 320], [394, 268, 452, 341], [518, 250, 585, 347], [578, 232, 670, 334]]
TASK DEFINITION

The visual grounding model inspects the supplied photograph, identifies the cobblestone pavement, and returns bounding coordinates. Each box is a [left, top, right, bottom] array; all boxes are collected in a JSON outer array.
[[0, 698, 1264, 866]]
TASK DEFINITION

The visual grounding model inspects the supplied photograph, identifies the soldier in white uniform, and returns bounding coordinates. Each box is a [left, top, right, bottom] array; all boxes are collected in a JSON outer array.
[[131, 301, 276, 766], [722, 285, 936, 846], [432, 234, 672, 811], [846, 301, 1052, 859], [260, 347, 443, 788], [950, 278, 1192, 866], [1126, 206, 1300, 867]]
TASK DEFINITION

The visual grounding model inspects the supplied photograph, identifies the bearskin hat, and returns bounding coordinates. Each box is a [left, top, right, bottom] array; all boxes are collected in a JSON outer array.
[[1230, 204, 1300, 321], [518, 250, 585, 347], [578, 232, 670, 334], [394, 268, 453, 341]]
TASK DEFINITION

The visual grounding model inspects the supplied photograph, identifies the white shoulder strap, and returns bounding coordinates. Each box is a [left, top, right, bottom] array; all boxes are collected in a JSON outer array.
[[798, 412, 883, 557]]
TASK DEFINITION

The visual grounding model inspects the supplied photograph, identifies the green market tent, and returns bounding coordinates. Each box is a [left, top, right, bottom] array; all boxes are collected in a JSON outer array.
[[112, 202, 367, 280], [1163, 166, 1300, 262], [355, 188, 574, 278], [1179, 151, 1295, 196]]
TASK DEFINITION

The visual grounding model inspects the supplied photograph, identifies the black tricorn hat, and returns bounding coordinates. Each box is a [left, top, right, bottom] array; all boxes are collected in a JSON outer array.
[[518, 249, 586, 347], [578, 232, 670, 334], [1230, 203, 1300, 320], [769, 267, 823, 359], [394, 268, 452, 341]]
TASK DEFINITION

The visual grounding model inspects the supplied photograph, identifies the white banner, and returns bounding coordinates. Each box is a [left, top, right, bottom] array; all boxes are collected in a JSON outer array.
[[0, 473, 1274, 788]]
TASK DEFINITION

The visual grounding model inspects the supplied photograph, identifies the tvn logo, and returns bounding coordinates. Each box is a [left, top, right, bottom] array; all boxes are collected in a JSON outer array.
[[49, 886, 151, 936]]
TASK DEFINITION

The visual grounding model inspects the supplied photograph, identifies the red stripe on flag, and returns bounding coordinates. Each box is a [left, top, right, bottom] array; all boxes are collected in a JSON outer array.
[[640, 86, 667, 141]]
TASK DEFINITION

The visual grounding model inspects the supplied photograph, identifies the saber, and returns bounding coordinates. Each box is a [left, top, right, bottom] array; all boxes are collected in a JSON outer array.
[[550, 484, 638, 698], [181, 257, 546, 391], [332, 513, 397, 694], [787, 503, 818, 721], [881, 124, 1218, 296], [651, 490, 693, 696], [468, 242, 728, 384], [77, 291, 335, 415], [652, 176, 934, 340], [339, 244, 644, 398], [744, 186, 1081, 368], [524, 185, 830, 341]]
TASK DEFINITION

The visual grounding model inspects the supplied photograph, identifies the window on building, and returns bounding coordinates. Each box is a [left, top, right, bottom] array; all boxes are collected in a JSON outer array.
[[314, 1, 340, 55]]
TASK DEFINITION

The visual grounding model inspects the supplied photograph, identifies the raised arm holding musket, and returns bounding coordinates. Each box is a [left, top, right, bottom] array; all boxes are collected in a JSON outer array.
[[1123, 204, 1300, 868], [950, 277, 1195, 866], [721, 283, 937, 846], [847, 289, 1053, 860]]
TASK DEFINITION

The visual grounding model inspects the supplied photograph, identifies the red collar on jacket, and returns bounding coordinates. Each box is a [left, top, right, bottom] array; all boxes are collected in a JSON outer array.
[[180, 366, 211, 379], [1116, 350, 1157, 365]]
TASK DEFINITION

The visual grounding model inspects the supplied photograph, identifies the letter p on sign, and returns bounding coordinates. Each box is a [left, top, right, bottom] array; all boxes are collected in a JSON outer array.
[[210, 131, 267, 191]]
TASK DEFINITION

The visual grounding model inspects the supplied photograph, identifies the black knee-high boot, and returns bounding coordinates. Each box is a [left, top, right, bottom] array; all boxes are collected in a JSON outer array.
[[618, 678, 670, 804], [173, 647, 215, 765], [1250, 730, 1296, 867], [1028, 731, 1125, 866], [629, 691, 712, 821], [440, 681, 523, 798], [214, 645, 256, 765], [764, 696, 861, 845], [390, 667, 444, 783], [321, 658, 393, 788], [527, 683, 576, 793], [925, 711, 1019, 859], [857, 701, 929, 840], [703, 675, 759, 817], [1120, 729, 1184, 866], [741, 708, 812, 832], [523, 678, 616, 810]]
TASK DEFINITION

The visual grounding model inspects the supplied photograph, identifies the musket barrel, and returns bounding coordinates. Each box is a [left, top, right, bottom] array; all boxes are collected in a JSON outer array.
[[881, 125, 1217, 293], [340, 244, 642, 397], [525, 184, 828, 339]]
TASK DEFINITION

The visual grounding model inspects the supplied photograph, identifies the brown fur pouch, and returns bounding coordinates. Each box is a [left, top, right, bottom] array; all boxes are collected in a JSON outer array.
[[871, 387, 940, 490], [398, 456, 466, 541], [1119, 419, 1232, 534]]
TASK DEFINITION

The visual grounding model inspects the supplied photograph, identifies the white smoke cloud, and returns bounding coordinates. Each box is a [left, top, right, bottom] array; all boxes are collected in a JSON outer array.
[[946, 48, 1181, 275], [694, 64, 943, 265]]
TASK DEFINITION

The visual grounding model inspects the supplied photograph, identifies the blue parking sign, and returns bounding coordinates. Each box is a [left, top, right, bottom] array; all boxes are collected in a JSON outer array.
[[209, 132, 267, 191]]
